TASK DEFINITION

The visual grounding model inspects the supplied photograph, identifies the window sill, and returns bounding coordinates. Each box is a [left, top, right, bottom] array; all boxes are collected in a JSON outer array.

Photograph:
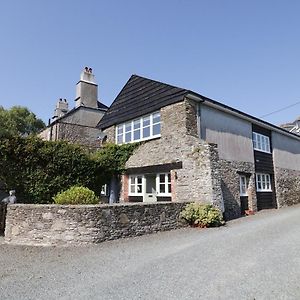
[[253, 148, 271, 154]]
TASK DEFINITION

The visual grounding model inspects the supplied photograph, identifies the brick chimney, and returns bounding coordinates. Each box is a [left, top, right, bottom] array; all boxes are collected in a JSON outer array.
[[75, 67, 98, 108], [53, 98, 69, 120]]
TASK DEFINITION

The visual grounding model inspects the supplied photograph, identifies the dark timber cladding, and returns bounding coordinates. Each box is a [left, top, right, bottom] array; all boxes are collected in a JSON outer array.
[[97, 75, 189, 129], [252, 124, 276, 210]]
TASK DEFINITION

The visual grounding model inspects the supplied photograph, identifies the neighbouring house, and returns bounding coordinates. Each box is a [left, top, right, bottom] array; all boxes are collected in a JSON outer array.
[[39, 67, 108, 148], [281, 117, 300, 136], [98, 75, 300, 220]]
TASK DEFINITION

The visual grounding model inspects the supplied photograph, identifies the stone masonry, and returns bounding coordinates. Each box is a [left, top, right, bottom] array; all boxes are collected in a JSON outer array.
[[219, 159, 257, 219], [4, 202, 189, 246], [274, 167, 300, 207], [122, 99, 224, 211]]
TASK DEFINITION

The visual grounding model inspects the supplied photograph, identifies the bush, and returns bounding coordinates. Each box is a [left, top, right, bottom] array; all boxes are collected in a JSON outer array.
[[53, 186, 99, 205], [0, 137, 138, 204], [180, 203, 225, 227]]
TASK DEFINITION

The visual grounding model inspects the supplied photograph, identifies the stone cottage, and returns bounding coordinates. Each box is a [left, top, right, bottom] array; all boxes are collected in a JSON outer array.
[[98, 75, 300, 220], [39, 67, 108, 148]]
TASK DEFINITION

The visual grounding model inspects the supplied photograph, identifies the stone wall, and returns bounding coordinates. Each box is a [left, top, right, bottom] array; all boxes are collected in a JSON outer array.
[[4, 202, 189, 246], [124, 99, 224, 211], [274, 167, 300, 208], [218, 159, 256, 220], [57, 122, 101, 148]]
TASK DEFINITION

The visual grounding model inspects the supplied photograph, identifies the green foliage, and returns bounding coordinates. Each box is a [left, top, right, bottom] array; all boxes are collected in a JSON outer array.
[[180, 203, 225, 227], [0, 136, 99, 203], [0, 106, 45, 138], [0, 137, 138, 204], [92, 143, 139, 180], [53, 186, 99, 205]]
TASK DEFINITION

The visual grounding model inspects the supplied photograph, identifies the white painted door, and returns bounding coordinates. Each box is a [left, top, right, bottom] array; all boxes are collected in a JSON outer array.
[[143, 174, 157, 202]]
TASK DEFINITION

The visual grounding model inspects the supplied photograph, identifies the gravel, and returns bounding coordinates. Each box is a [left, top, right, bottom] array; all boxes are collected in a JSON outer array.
[[1, 205, 300, 300]]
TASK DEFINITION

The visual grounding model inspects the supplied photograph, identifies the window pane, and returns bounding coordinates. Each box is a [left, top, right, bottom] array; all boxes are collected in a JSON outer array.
[[117, 125, 123, 134], [143, 126, 150, 138], [125, 122, 132, 132], [133, 129, 140, 140], [153, 123, 161, 136], [257, 135, 261, 148], [130, 185, 135, 194], [137, 184, 142, 193], [168, 184, 171, 193], [159, 174, 165, 183], [160, 184, 165, 193], [134, 119, 140, 129], [167, 173, 171, 183], [137, 176, 142, 184], [125, 132, 131, 143], [117, 134, 123, 144], [252, 133, 257, 148], [143, 116, 150, 127], [257, 181, 262, 190], [153, 112, 160, 124]]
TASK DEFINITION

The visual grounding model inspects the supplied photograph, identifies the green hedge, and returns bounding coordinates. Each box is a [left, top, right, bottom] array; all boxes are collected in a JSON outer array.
[[0, 137, 138, 204]]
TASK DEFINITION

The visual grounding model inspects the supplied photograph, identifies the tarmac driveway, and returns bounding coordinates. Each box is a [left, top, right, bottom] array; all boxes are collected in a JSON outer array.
[[1, 205, 300, 300]]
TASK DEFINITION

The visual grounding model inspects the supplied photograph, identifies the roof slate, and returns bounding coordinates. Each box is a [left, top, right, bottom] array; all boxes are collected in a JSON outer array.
[[97, 74, 300, 141], [97, 75, 189, 129]]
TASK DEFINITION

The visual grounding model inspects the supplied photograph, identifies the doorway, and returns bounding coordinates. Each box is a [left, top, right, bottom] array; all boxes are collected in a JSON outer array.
[[144, 174, 157, 202]]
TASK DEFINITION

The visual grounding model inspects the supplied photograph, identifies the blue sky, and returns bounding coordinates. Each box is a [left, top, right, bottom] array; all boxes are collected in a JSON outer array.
[[1, 0, 300, 126]]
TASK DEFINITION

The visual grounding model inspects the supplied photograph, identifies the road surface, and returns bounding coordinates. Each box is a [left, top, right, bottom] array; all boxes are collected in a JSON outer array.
[[1, 205, 300, 299]]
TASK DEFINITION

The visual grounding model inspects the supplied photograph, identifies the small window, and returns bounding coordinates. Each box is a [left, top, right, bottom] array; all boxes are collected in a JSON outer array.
[[256, 173, 272, 192], [252, 132, 271, 153], [129, 175, 143, 195], [157, 173, 171, 195], [101, 184, 108, 196], [239, 175, 248, 196]]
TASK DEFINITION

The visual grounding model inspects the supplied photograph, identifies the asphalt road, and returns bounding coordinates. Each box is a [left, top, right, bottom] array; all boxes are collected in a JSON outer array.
[[1, 205, 300, 300]]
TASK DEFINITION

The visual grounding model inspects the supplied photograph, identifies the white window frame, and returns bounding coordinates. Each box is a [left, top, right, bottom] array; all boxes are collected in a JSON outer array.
[[256, 173, 272, 192], [116, 111, 161, 144], [156, 173, 171, 196], [252, 132, 271, 153], [128, 175, 144, 196], [100, 184, 108, 196], [239, 175, 248, 196]]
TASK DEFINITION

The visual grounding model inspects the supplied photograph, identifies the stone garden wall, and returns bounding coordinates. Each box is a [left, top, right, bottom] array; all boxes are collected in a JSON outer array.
[[4, 202, 189, 246]]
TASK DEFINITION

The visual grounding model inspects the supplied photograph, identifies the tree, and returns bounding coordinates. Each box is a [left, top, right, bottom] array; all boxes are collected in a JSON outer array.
[[0, 106, 45, 137]]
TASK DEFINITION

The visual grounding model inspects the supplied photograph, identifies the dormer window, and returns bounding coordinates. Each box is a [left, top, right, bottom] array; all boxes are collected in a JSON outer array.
[[116, 111, 161, 144]]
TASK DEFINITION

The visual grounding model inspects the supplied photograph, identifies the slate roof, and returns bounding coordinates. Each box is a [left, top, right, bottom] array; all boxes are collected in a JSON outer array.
[[97, 75, 189, 129], [97, 74, 300, 141], [97, 101, 109, 110]]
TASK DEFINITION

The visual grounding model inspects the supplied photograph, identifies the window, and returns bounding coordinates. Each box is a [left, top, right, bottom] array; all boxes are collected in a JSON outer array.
[[116, 111, 161, 144], [157, 173, 171, 195], [252, 132, 271, 153], [256, 173, 272, 192], [129, 175, 143, 195], [239, 175, 248, 196], [101, 184, 108, 196]]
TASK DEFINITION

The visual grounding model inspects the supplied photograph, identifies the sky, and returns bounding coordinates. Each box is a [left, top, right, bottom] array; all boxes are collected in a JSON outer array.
[[1, 0, 300, 126]]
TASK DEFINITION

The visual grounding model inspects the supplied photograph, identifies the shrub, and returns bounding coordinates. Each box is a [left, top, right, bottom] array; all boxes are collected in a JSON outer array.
[[0, 137, 138, 204], [180, 203, 225, 227], [53, 186, 99, 205]]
